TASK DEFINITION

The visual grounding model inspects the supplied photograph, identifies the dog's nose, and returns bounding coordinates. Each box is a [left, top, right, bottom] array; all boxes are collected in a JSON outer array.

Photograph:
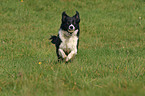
[[70, 26, 73, 30]]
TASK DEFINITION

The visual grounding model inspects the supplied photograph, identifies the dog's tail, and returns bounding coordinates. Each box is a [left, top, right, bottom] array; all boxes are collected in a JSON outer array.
[[50, 35, 57, 44]]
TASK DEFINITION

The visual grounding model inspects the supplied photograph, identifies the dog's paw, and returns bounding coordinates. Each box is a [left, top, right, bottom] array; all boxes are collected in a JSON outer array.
[[66, 58, 68, 62], [65, 57, 69, 63]]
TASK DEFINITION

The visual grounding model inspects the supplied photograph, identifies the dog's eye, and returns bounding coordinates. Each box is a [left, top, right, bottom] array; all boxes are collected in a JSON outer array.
[[67, 22, 69, 24], [74, 21, 76, 25], [72, 20, 75, 25]]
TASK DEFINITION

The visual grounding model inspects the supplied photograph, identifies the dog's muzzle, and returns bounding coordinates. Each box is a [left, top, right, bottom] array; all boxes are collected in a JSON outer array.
[[68, 24, 75, 33]]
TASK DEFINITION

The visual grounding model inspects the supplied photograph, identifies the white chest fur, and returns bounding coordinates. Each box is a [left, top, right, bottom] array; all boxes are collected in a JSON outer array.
[[58, 29, 79, 61], [59, 29, 78, 52]]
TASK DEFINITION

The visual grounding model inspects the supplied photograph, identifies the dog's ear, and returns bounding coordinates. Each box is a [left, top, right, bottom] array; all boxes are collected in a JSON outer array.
[[62, 11, 68, 22], [74, 11, 80, 23]]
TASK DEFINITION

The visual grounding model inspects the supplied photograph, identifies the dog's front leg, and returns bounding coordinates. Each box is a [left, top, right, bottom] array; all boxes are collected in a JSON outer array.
[[66, 49, 77, 62], [59, 49, 67, 59]]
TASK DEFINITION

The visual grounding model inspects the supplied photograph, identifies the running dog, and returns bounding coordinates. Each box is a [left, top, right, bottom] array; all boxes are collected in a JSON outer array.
[[50, 11, 80, 62]]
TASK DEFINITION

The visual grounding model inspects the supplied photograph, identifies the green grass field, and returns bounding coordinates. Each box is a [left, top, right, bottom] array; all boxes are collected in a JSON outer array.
[[0, 0, 145, 96]]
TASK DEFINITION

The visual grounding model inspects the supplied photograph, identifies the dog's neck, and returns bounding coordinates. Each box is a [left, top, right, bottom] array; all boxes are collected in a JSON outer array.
[[59, 29, 78, 39]]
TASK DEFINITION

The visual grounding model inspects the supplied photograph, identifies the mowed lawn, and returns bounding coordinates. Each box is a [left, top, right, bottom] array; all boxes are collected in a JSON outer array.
[[0, 0, 145, 96]]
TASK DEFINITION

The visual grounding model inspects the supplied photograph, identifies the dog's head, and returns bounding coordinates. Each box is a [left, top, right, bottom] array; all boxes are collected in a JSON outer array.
[[61, 11, 80, 34]]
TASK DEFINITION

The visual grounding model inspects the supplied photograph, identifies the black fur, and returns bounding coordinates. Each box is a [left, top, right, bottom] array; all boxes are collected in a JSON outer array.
[[50, 35, 62, 60], [61, 11, 80, 33]]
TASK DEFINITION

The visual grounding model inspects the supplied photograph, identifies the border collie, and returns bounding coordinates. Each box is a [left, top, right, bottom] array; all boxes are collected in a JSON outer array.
[[50, 11, 80, 62]]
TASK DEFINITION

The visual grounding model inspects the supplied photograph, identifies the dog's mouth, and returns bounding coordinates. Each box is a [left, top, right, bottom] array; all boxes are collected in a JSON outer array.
[[68, 24, 75, 34], [68, 29, 74, 34]]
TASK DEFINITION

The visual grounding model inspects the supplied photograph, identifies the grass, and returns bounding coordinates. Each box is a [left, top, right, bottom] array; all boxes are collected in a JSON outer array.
[[0, 0, 145, 96]]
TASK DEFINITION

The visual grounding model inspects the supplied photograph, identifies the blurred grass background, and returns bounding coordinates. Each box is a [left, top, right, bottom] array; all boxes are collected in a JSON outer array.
[[0, 0, 145, 96]]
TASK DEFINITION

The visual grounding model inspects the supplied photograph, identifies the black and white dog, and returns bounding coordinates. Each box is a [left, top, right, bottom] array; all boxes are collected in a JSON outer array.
[[50, 11, 80, 62]]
